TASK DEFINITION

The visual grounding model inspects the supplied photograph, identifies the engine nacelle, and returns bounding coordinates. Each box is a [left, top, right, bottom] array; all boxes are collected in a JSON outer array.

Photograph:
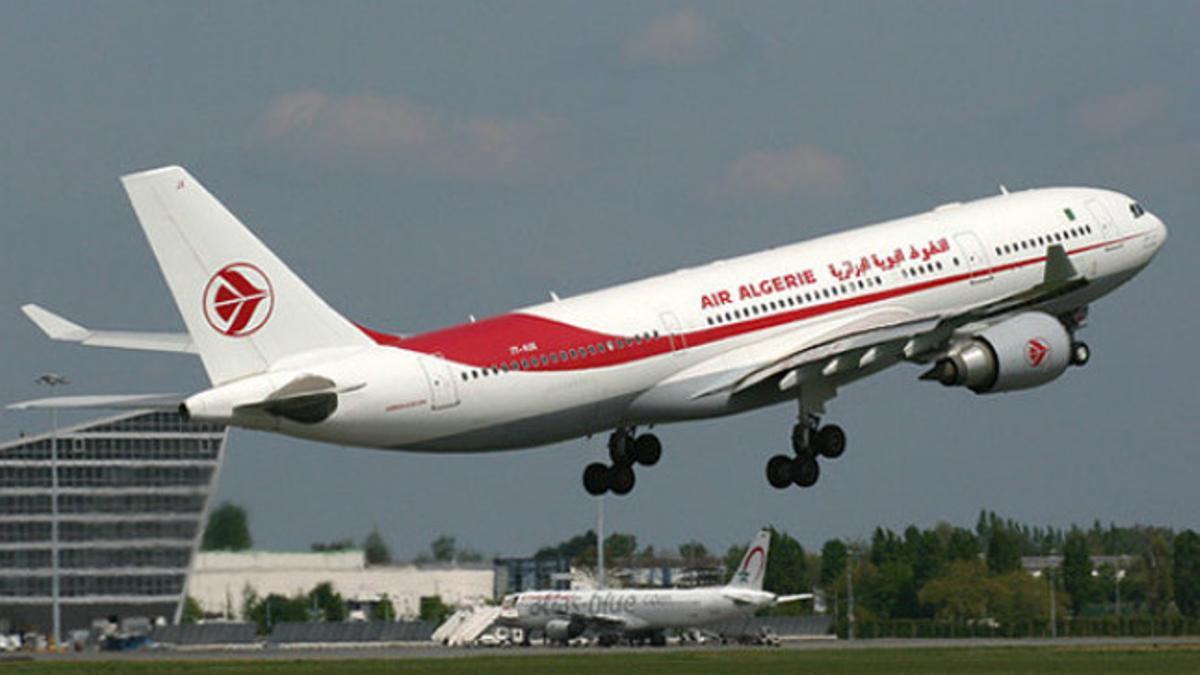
[[544, 618, 586, 642], [922, 312, 1071, 394]]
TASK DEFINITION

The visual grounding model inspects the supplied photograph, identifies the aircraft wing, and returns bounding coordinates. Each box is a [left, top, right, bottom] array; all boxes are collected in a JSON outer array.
[[22, 304, 196, 354], [691, 243, 1085, 403]]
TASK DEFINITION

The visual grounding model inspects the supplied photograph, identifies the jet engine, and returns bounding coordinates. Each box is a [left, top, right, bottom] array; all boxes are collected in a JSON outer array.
[[544, 618, 586, 642], [921, 312, 1071, 394]]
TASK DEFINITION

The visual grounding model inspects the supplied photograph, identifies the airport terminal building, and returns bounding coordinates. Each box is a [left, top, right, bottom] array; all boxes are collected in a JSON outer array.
[[0, 410, 228, 634]]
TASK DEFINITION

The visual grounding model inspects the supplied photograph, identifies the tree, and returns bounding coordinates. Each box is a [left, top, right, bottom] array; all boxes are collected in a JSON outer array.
[[1143, 534, 1174, 614], [1174, 530, 1200, 617], [986, 527, 1022, 575], [679, 540, 709, 568], [1062, 529, 1093, 615], [919, 559, 992, 621], [763, 529, 810, 596], [819, 539, 848, 590], [180, 595, 204, 624], [308, 581, 347, 622], [364, 528, 393, 565], [372, 594, 397, 622], [724, 544, 747, 579], [310, 538, 353, 552], [247, 592, 309, 633], [946, 528, 980, 563], [419, 595, 453, 624], [534, 530, 596, 562], [431, 535, 456, 562], [605, 533, 638, 567], [201, 502, 252, 551]]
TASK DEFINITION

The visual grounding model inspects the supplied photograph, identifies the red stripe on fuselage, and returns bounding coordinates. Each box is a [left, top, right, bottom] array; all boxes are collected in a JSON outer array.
[[360, 232, 1145, 371]]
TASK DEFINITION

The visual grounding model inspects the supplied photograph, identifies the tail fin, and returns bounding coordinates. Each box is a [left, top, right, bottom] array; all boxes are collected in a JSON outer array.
[[727, 529, 772, 591], [121, 166, 370, 384]]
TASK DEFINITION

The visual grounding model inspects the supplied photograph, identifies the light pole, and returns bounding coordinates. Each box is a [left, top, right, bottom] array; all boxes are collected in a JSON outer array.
[[596, 494, 605, 590], [1048, 567, 1057, 639], [36, 373, 69, 648], [846, 544, 856, 641], [1115, 568, 1126, 631]]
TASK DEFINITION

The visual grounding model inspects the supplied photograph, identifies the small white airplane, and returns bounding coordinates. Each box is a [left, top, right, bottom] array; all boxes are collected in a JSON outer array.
[[497, 529, 810, 645], [16, 166, 1166, 495]]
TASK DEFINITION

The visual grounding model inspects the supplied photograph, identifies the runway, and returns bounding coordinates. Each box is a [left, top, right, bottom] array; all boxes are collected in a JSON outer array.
[[10, 636, 1200, 664]]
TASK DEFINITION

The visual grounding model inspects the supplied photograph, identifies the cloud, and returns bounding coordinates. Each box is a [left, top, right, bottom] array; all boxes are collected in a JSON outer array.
[[725, 145, 849, 197], [256, 91, 562, 180], [1076, 86, 1170, 139], [624, 10, 731, 67]]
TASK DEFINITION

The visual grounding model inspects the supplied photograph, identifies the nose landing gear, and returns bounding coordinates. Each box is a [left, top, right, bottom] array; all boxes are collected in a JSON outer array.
[[582, 428, 662, 496]]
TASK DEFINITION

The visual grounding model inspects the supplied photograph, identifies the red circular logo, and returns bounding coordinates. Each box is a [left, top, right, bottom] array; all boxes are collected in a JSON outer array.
[[1025, 337, 1050, 367], [202, 263, 274, 337]]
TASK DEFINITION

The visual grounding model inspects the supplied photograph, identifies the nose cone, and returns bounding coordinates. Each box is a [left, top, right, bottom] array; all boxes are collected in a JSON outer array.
[[1155, 214, 1168, 245]]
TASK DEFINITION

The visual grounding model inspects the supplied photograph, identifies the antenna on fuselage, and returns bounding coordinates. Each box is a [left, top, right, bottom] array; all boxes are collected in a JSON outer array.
[[999, 184, 1010, 195], [549, 291, 561, 302]]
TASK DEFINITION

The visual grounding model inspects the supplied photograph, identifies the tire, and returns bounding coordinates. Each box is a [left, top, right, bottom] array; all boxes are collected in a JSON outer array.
[[1071, 341, 1090, 366], [583, 463, 610, 496], [766, 454, 794, 489], [790, 424, 808, 454], [634, 434, 662, 466], [793, 456, 820, 487], [609, 464, 636, 495], [609, 433, 635, 466], [815, 425, 846, 459]]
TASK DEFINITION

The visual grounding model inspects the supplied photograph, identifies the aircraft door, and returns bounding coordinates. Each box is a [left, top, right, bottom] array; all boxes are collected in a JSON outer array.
[[418, 354, 460, 410], [659, 311, 687, 353], [954, 231, 994, 283]]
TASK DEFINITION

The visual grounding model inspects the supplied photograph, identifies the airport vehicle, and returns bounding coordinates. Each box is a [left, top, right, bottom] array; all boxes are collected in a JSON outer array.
[[497, 529, 810, 645], [19, 167, 1166, 494]]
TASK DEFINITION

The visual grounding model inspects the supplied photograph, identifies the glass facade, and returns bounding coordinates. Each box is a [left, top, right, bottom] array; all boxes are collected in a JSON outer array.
[[0, 410, 227, 633]]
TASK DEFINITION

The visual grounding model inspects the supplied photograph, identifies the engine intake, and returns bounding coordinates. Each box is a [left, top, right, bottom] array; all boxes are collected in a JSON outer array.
[[544, 618, 586, 642], [921, 312, 1071, 394]]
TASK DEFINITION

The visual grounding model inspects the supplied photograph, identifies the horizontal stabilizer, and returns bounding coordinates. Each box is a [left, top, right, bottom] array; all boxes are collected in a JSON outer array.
[[22, 304, 196, 354], [775, 593, 814, 605], [7, 393, 183, 411]]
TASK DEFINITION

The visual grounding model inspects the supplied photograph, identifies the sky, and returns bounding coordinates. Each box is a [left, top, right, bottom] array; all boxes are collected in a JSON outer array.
[[1, 2, 1197, 561]]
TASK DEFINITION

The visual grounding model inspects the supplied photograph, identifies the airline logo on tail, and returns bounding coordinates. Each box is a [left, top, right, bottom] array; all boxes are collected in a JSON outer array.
[[737, 544, 766, 584], [203, 263, 274, 337]]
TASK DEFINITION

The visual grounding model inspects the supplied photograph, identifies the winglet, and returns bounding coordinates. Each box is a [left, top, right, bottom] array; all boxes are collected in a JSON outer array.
[[22, 304, 90, 341]]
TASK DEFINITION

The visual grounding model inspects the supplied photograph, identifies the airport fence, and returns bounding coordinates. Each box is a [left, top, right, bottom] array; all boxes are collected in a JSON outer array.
[[833, 616, 1200, 640]]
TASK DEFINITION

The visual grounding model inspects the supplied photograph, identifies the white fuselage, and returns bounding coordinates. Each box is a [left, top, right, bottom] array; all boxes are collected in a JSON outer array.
[[498, 587, 776, 634], [231, 187, 1165, 452]]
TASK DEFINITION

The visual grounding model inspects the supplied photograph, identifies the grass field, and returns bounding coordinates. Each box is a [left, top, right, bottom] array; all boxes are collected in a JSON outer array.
[[5, 644, 1200, 675]]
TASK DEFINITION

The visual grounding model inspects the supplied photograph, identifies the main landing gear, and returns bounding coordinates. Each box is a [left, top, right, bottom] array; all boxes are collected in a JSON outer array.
[[583, 428, 662, 497], [766, 410, 846, 490]]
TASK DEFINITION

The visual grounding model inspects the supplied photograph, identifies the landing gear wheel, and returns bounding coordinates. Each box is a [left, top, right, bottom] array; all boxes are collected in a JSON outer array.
[[814, 425, 846, 459], [1071, 341, 1090, 366], [608, 464, 636, 495], [608, 432, 635, 466], [634, 434, 662, 466], [767, 455, 794, 489], [793, 456, 820, 487], [791, 424, 809, 454], [583, 463, 610, 496]]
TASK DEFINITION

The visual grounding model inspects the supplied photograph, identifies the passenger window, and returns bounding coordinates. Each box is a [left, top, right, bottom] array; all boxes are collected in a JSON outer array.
[[587, 345, 596, 355]]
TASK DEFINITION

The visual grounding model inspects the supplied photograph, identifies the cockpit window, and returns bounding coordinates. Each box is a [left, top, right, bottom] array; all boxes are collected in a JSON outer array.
[[1129, 202, 1146, 218], [501, 595, 516, 609]]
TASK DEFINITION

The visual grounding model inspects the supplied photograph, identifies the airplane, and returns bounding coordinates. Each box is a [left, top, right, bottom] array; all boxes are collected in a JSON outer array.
[[497, 528, 811, 646], [15, 166, 1166, 495]]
